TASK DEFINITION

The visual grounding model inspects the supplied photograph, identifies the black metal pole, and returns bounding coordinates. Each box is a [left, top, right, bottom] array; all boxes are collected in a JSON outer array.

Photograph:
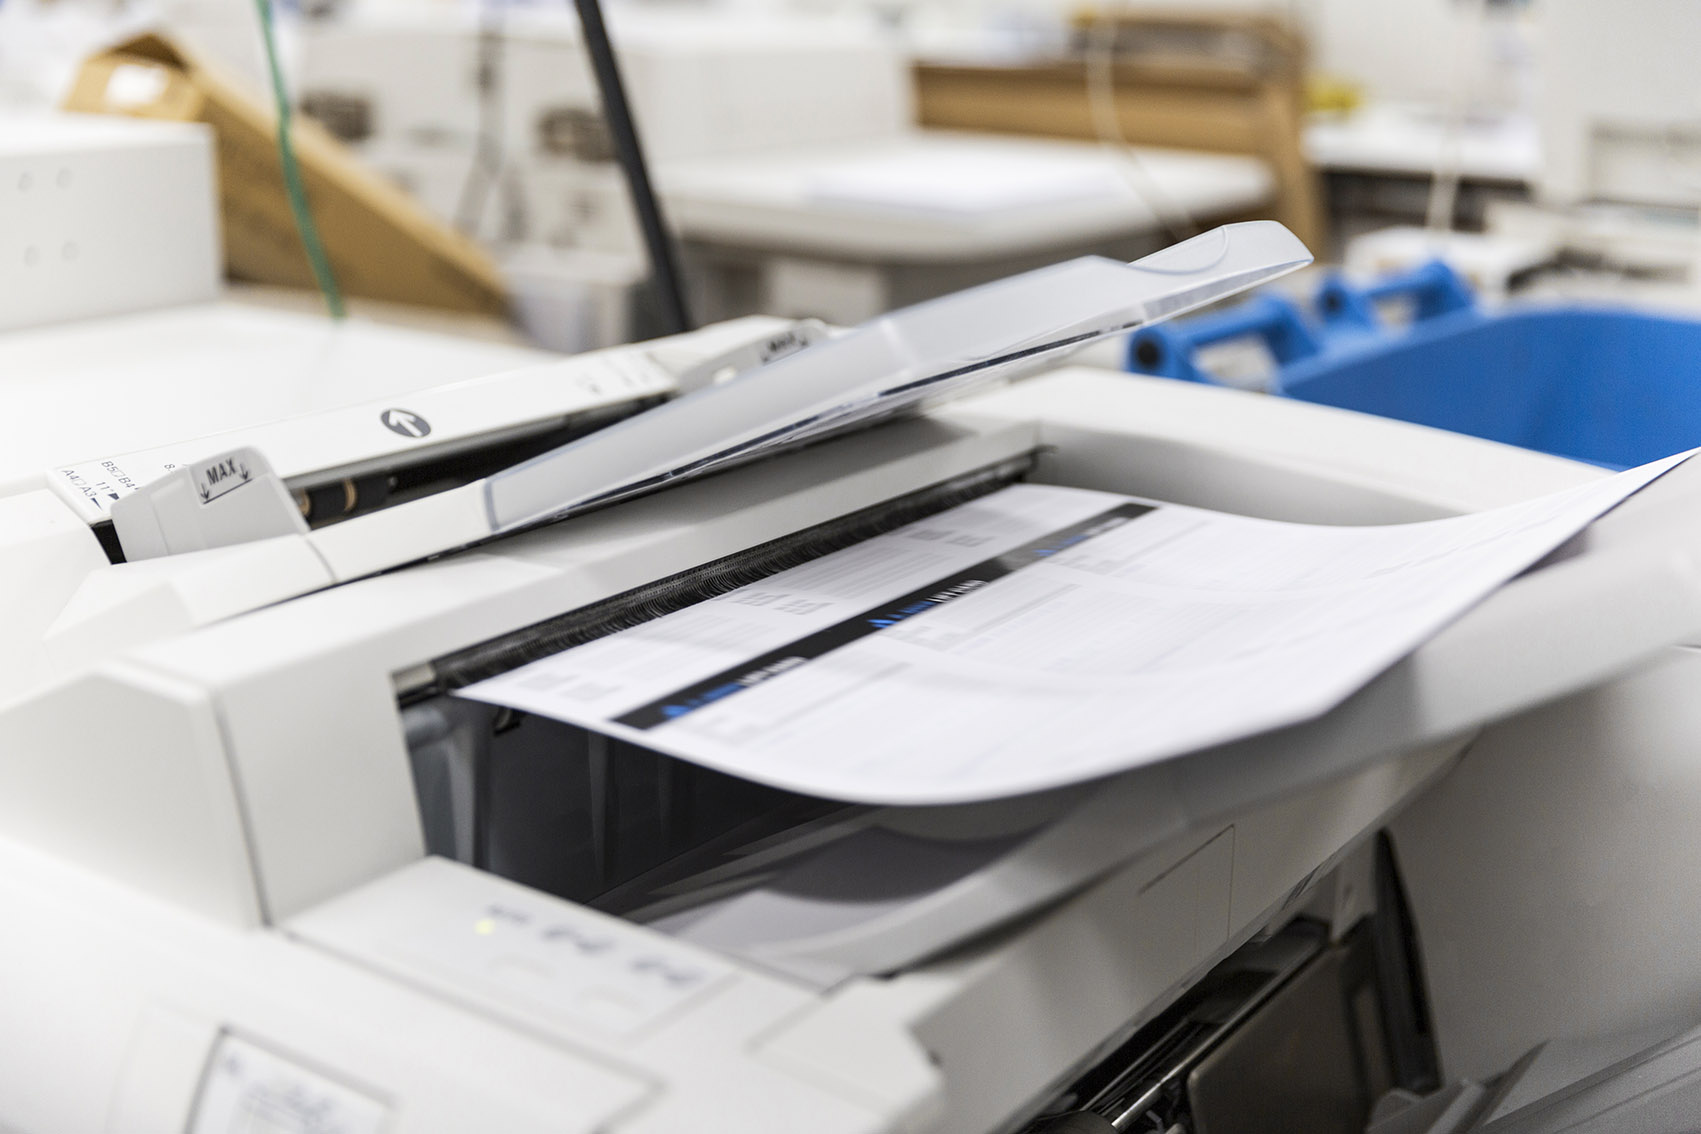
[[571, 0, 694, 335]]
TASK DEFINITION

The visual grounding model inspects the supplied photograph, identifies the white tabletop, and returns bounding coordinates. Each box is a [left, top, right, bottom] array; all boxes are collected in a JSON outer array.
[[1304, 101, 1541, 185], [659, 131, 1274, 262]]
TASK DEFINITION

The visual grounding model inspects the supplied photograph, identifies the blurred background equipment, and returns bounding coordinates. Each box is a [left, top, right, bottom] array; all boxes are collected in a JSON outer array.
[[1302, 0, 1540, 245], [293, 6, 1276, 329], [1327, 0, 1701, 313], [1480, 0, 1701, 309], [0, 112, 219, 331], [62, 33, 509, 317], [915, 8, 1325, 251], [12, 0, 1701, 333]]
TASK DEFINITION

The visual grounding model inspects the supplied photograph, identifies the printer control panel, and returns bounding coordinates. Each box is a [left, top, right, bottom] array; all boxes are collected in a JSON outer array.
[[392, 890, 732, 1038], [289, 858, 736, 1044], [190, 1033, 388, 1134]]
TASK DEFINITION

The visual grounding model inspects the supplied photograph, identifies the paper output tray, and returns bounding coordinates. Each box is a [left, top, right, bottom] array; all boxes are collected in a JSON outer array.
[[638, 457, 1701, 987]]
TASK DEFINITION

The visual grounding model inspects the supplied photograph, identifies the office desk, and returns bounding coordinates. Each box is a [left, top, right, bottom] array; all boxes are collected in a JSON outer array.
[[1305, 102, 1541, 184], [1305, 102, 1540, 240]]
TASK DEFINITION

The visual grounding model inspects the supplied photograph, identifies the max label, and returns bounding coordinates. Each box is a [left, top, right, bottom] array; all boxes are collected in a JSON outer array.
[[194, 454, 253, 504]]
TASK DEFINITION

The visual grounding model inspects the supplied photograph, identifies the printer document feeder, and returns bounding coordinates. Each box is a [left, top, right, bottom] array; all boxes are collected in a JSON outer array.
[[12, 224, 1701, 1134], [102, 221, 1310, 584]]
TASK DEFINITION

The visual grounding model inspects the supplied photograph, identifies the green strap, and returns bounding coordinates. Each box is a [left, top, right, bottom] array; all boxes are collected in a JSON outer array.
[[253, 0, 345, 319]]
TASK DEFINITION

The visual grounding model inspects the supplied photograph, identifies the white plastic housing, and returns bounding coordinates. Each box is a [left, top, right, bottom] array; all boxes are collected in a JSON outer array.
[[0, 114, 219, 331]]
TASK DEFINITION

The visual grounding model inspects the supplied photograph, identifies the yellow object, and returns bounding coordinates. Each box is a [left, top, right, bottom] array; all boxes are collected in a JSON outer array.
[[1306, 75, 1364, 115]]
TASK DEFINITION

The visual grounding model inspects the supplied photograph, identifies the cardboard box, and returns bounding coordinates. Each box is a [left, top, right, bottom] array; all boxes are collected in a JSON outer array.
[[63, 33, 508, 317]]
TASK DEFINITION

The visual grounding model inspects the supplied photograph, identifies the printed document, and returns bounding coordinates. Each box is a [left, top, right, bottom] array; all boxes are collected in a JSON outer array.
[[459, 454, 1686, 804]]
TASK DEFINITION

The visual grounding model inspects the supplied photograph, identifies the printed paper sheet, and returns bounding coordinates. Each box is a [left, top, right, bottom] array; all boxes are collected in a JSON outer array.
[[459, 455, 1685, 804]]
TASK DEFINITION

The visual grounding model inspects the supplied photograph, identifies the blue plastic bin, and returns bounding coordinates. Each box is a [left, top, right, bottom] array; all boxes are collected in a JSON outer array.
[[1125, 260, 1701, 471]]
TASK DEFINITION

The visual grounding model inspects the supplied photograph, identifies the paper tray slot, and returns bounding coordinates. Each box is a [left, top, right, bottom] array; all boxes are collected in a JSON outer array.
[[402, 696, 830, 907], [398, 691, 1129, 987]]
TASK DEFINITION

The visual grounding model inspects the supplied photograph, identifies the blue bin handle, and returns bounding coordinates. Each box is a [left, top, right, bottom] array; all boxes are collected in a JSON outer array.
[[1314, 259, 1476, 331], [1126, 293, 1321, 384]]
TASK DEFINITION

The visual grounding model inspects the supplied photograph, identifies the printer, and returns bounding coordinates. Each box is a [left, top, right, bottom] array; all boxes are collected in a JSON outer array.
[[6, 202, 1701, 1134]]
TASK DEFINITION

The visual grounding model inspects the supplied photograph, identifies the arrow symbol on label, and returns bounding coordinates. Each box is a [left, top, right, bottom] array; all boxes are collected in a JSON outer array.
[[107, 492, 119, 500], [197, 483, 210, 502], [380, 408, 431, 438], [239, 465, 251, 482]]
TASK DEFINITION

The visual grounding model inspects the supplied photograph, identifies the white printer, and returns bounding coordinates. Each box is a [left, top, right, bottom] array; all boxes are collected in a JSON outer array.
[[1, 107, 1698, 1129], [8, 193, 1701, 1134]]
